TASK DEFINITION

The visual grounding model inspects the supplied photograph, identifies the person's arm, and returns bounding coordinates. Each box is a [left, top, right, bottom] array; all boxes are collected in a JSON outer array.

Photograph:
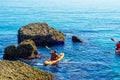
[[55, 53, 60, 59]]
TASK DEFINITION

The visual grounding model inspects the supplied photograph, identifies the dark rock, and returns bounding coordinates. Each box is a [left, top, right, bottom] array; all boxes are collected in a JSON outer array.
[[72, 35, 84, 43], [0, 60, 54, 80], [3, 45, 17, 60], [3, 39, 39, 60], [18, 22, 65, 46], [17, 39, 39, 59]]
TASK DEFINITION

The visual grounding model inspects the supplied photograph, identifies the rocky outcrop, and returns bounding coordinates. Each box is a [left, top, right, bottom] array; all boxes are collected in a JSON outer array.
[[72, 35, 84, 43], [0, 60, 53, 80], [3, 45, 18, 60], [3, 39, 39, 60], [18, 22, 65, 46], [17, 39, 39, 59]]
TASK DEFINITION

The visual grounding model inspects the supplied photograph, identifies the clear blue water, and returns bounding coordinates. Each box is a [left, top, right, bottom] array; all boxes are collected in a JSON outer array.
[[1, 0, 120, 80]]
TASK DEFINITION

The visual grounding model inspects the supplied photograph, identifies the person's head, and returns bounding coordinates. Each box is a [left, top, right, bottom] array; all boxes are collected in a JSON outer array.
[[50, 50, 57, 54], [54, 50, 56, 53], [118, 41, 120, 43]]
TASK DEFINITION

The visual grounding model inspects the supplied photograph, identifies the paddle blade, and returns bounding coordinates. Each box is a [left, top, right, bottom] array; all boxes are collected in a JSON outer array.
[[46, 46, 51, 50], [111, 38, 115, 42]]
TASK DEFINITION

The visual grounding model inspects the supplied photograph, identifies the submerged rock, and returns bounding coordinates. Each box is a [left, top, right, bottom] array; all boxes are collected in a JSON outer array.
[[3, 39, 39, 60], [72, 35, 84, 43], [0, 60, 53, 80], [18, 22, 65, 46]]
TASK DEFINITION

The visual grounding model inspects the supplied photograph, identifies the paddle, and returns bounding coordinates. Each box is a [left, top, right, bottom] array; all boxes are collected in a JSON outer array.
[[111, 38, 115, 42], [111, 38, 118, 43], [45, 46, 51, 50]]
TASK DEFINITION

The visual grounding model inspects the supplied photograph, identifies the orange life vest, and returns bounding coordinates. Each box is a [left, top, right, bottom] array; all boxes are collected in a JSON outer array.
[[50, 53, 59, 61], [116, 43, 120, 50]]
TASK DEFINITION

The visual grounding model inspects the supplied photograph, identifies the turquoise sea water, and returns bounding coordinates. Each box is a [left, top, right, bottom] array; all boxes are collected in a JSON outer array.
[[1, 0, 120, 80]]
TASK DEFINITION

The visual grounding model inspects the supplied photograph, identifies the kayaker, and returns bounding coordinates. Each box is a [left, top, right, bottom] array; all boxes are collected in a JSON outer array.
[[111, 38, 120, 54], [116, 41, 120, 50], [50, 50, 60, 65]]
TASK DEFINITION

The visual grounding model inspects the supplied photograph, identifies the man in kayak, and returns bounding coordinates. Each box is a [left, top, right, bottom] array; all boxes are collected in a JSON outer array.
[[50, 50, 60, 65], [116, 41, 120, 50], [111, 38, 120, 54], [116, 41, 120, 54]]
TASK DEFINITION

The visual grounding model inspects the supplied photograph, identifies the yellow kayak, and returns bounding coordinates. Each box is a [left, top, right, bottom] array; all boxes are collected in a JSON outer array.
[[44, 53, 64, 65]]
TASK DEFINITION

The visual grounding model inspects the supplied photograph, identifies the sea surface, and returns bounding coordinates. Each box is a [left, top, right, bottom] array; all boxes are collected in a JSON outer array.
[[0, 0, 120, 80]]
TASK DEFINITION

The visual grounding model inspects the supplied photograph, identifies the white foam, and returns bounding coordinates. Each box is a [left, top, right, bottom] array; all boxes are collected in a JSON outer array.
[[35, 63, 43, 66]]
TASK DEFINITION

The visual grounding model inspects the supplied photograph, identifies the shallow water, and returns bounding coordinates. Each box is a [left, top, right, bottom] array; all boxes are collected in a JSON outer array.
[[1, 0, 120, 80]]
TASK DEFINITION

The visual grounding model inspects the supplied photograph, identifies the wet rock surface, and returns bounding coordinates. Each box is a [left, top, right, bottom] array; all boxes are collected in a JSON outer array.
[[3, 39, 39, 60], [72, 35, 84, 43], [0, 60, 53, 80], [18, 22, 65, 46]]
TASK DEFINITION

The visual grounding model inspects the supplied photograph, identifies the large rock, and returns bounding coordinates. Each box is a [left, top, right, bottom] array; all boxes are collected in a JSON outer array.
[[18, 22, 65, 46], [72, 35, 84, 43], [0, 60, 53, 80], [3, 39, 39, 60]]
